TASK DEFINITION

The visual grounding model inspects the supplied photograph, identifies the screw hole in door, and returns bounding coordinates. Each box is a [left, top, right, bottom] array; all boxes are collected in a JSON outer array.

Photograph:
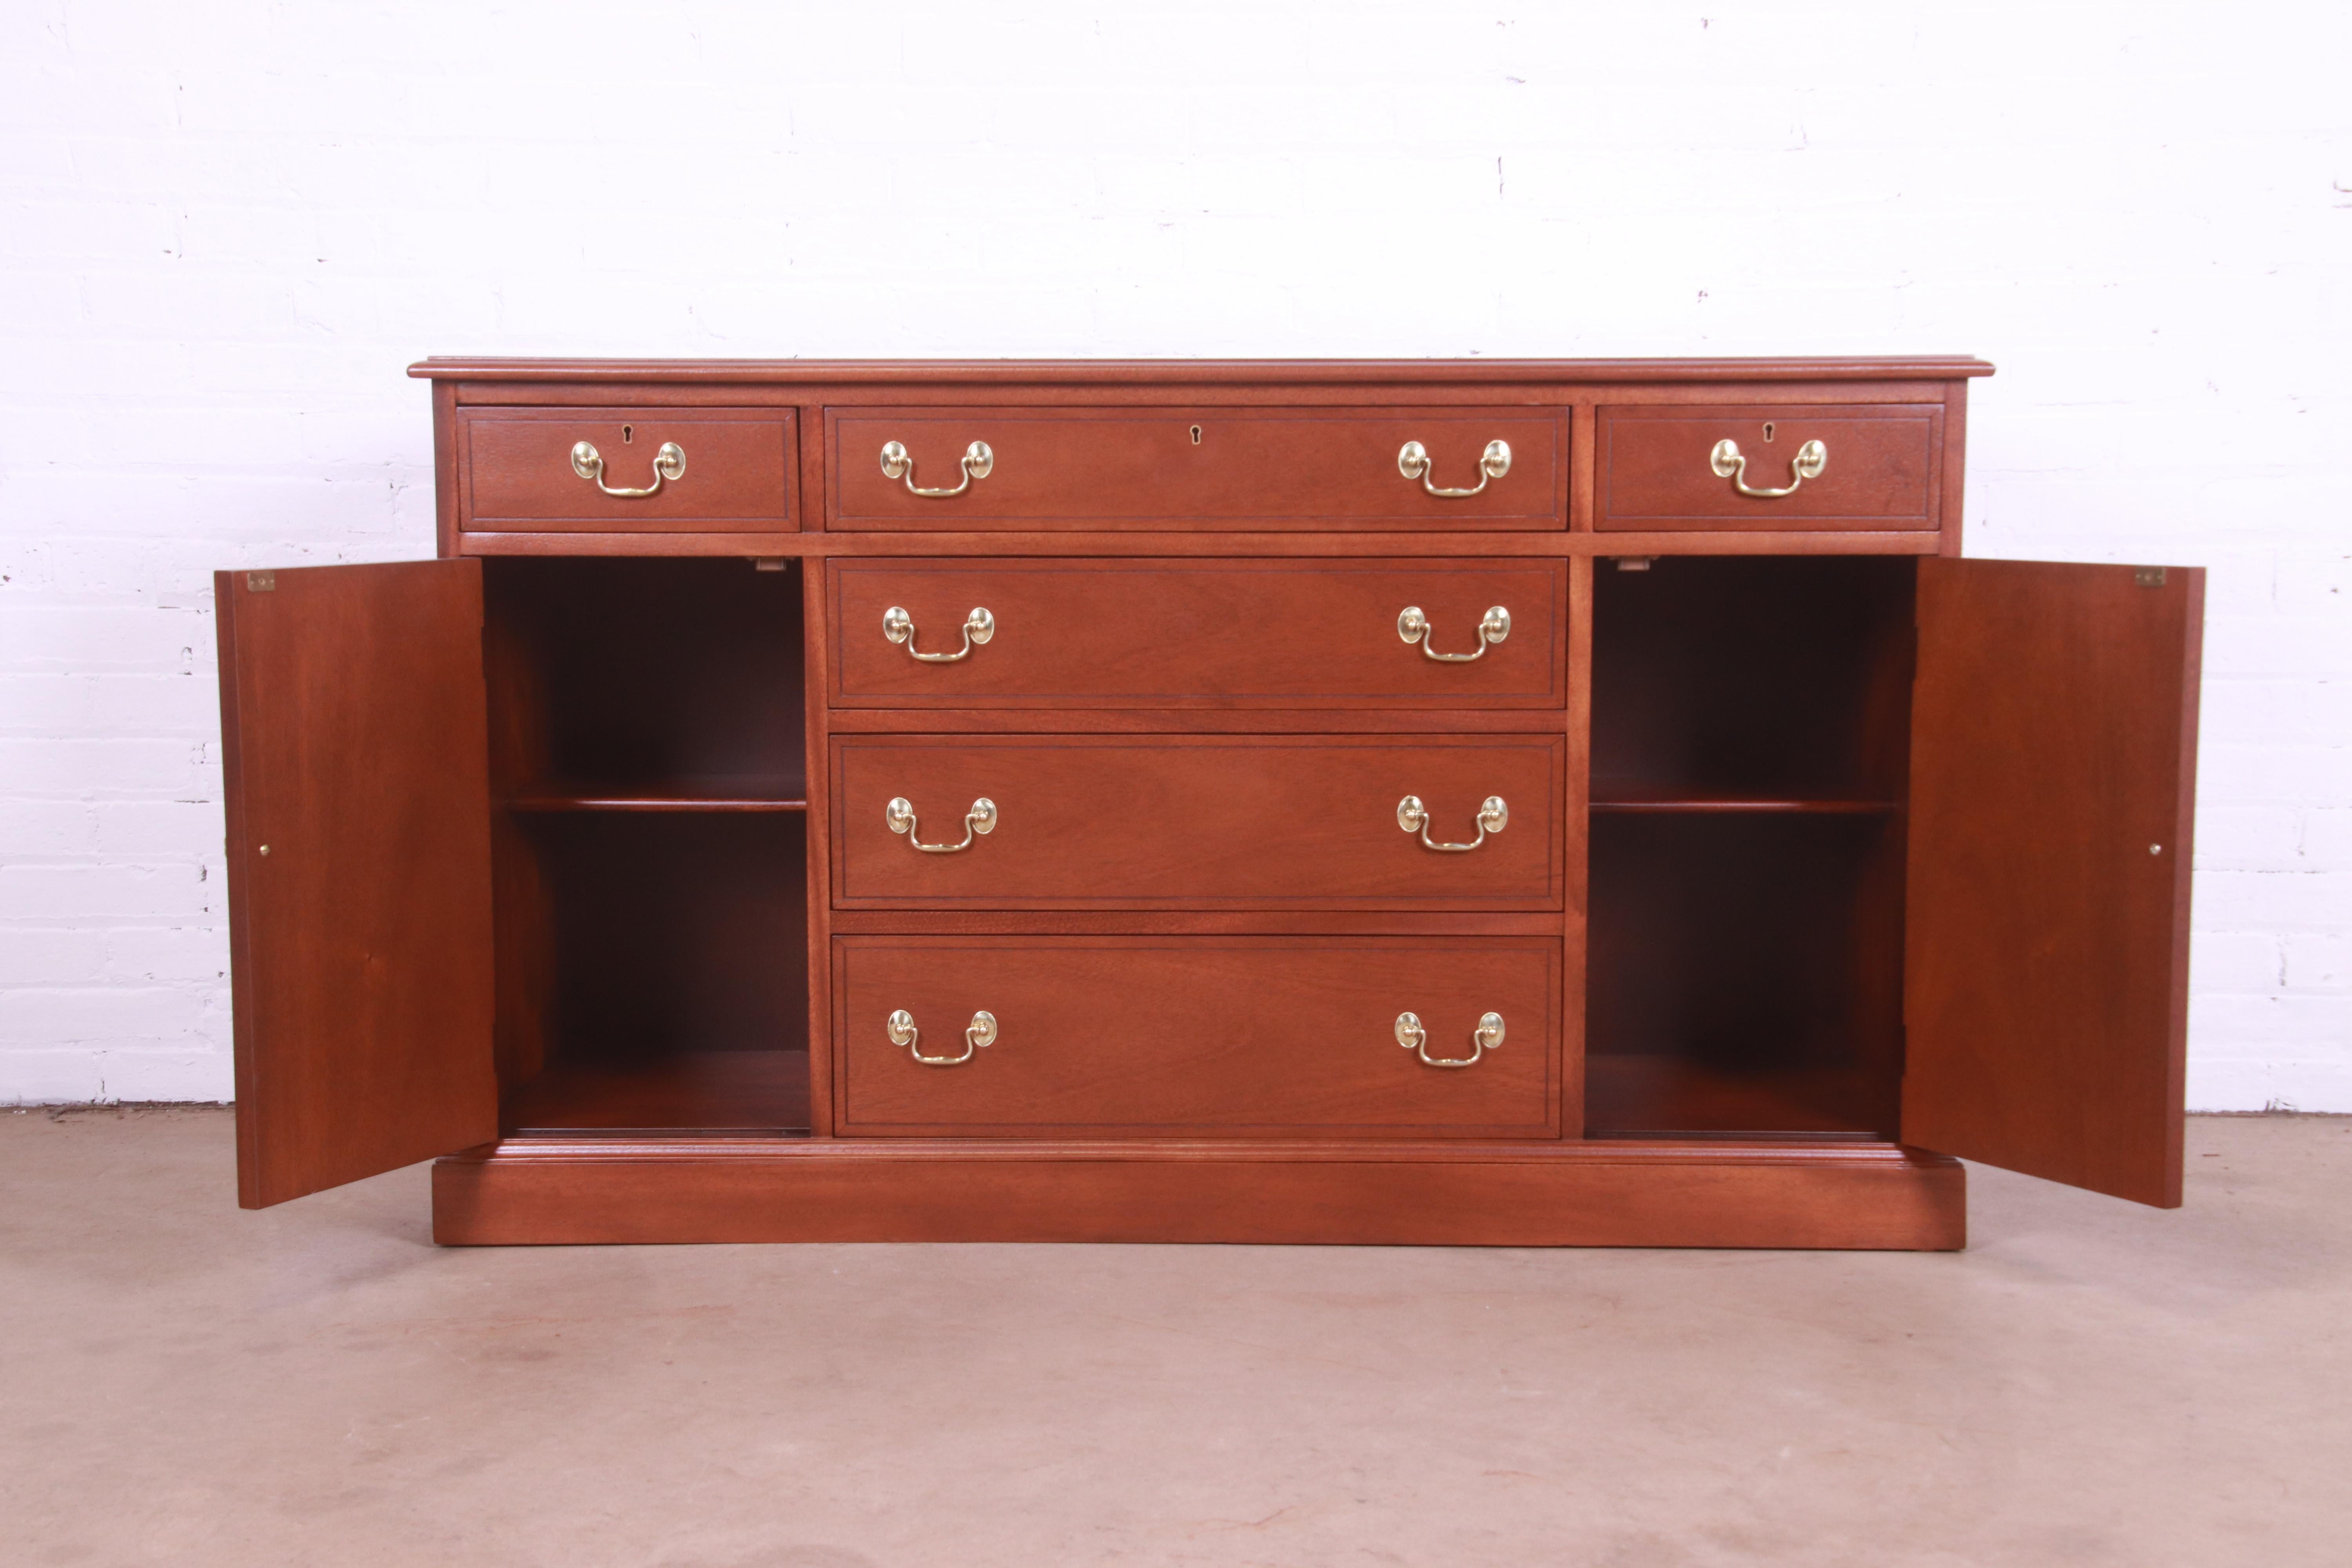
[[1190, 425, 1203, 445]]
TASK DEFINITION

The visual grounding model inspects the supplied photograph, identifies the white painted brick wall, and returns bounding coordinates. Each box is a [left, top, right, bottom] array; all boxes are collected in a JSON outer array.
[[2, 0, 2345, 1107]]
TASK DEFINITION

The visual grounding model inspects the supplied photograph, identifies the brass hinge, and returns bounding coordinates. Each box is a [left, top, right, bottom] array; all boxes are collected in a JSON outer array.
[[246, 571, 276, 592], [2133, 566, 2167, 588]]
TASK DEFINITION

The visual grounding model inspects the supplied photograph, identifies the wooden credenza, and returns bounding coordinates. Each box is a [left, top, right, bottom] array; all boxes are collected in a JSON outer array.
[[214, 358, 2202, 1249]]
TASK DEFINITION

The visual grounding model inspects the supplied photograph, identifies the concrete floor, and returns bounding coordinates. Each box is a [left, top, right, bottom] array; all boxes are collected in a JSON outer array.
[[2, 1113, 2347, 1568]]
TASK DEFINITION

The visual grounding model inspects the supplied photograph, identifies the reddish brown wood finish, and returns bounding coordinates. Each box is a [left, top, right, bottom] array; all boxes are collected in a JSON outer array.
[[802, 560, 839, 1137], [829, 708, 1574, 737], [215, 561, 498, 1207], [1588, 555, 1917, 801], [431, 377, 461, 559], [413, 357, 1996, 386], [211, 356, 2206, 1254], [498, 813, 807, 1065], [1583, 555, 1916, 1139], [1597, 405, 1943, 531], [1586, 811, 1906, 1137], [452, 529, 1949, 560], [501, 1050, 809, 1134], [828, 910, 1565, 937], [432, 1138, 1965, 1248], [827, 408, 1566, 530], [459, 408, 796, 532], [474, 558, 812, 1132], [1903, 559, 2203, 1207], [480, 557, 805, 801], [1560, 555, 1595, 1140], [831, 734, 1564, 910], [1938, 381, 1969, 557], [835, 936, 1557, 1137], [828, 558, 1568, 708]]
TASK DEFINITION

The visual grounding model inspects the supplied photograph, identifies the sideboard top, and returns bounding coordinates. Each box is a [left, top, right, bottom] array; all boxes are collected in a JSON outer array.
[[408, 356, 1995, 386]]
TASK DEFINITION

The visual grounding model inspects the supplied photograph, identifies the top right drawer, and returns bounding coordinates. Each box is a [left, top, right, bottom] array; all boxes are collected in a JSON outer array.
[[1596, 403, 1944, 532]]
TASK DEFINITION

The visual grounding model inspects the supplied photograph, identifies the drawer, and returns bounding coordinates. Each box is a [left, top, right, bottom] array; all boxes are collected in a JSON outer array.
[[826, 407, 1565, 530], [832, 734, 1563, 910], [1597, 404, 1942, 531], [828, 558, 1568, 708], [836, 936, 1558, 1136], [459, 407, 797, 532]]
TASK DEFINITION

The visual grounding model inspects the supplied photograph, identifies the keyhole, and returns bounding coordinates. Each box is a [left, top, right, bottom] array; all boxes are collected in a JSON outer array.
[[622, 425, 634, 443], [1190, 425, 1203, 445], [1762, 422, 1776, 443]]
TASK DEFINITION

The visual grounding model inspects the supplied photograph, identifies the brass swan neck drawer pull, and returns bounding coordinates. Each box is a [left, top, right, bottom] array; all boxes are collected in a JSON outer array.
[[888, 1008, 997, 1067], [886, 795, 997, 853], [1397, 794, 1507, 852], [1396, 1010, 1504, 1069], [880, 439, 994, 498], [1397, 604, 1510, 662], [883, 605, 995, 662], [1397, 439, 1511, 498], [571, 440, 685, 498], [1710, 437, 1827, 498]]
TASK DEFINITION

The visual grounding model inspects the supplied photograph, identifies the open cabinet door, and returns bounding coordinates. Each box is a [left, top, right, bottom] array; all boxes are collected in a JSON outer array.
[[216, 561, 498, 1208], [1903, 559, 2202, 1207]]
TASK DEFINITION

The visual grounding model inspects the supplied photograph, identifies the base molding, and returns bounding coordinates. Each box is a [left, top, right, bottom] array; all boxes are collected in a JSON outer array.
[[432, 1137, 1966, 1250]]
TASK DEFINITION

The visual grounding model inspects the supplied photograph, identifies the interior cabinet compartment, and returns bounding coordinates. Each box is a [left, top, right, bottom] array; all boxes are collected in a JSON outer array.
[[1590, 555, 1914, 805], [1586, 554, 1915, 1137], [484, 557, 806, 806], [1585, 813, 1905, 1137], [483, 556, 810, 1134], [495, 806, 809, 1135]]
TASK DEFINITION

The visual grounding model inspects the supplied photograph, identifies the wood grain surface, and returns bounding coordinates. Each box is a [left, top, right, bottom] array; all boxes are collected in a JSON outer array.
[[831, 733, 1563, 909], [216, 561, 498, 1207], [412, 356, 1996, 386], [828, 407, 1566, 529], [433, 1137, 1967, 1249], [1903, 558, 2202, 1206], [1597, 403, 1941, 530], [834, 936, 1557, 1136], [460, 407, 795, 531], [828, 557, 1569, 707]]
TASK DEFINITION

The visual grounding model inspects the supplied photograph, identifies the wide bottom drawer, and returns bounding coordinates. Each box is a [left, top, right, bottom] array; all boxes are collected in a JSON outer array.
[[836, 936, 1559, 1137]]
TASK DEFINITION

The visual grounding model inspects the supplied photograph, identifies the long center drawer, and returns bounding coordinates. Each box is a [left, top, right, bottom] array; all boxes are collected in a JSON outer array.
[[836, 936, 1558, 1136], [832, 734, 1563, 909], [826, 407, 1566, 530]]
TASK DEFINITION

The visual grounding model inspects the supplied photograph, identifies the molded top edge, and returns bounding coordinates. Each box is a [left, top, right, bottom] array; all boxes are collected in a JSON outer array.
[[408, 356, 1995, 384]]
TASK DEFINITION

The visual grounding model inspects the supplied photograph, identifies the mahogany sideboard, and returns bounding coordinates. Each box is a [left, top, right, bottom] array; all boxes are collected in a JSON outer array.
[[213, 358, 2203, 1248]]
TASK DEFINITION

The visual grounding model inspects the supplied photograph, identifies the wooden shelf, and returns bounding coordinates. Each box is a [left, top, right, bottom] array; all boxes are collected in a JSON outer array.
[[1584, 1055, 1896, 1139], [503, 1050, 811, 1135], [504, 779, 808, 814], [1589, 786, 1900, 815]]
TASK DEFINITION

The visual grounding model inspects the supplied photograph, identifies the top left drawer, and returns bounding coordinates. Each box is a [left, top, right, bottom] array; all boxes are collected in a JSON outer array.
[[457, 408, 797, 533]]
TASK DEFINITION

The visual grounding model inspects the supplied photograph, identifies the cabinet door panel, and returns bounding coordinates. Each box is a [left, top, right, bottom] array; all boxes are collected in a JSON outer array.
[[1903, 559, 2201, 1205], [217, 561, 498, 1207]]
